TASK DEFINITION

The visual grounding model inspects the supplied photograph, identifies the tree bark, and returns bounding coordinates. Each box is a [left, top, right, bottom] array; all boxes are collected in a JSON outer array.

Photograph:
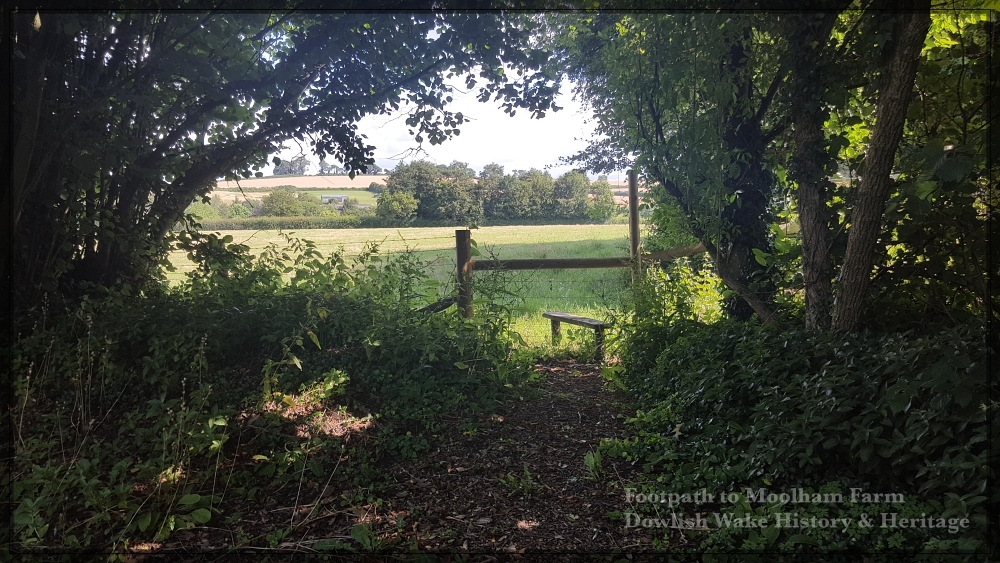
[[9, 22, 48, 246], [832, 6, 931, 331], [794, 115, 836, 330], [651, 166, 784, 329], [716, 30, 779, 322], [787, 11, 843, 330]]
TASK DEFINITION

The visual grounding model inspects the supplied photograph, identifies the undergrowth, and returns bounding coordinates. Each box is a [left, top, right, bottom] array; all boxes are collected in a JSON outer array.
[[7, 231, 533, 553], [598, 265, 994, 557]]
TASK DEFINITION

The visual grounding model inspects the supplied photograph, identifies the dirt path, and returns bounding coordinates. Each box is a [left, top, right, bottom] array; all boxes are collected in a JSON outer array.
[[373, 359, 653, 554], [153, 360, 656, 557]]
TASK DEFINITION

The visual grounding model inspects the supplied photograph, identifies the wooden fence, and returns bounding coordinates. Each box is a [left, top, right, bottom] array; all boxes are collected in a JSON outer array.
[[453, 170, 708, 318]]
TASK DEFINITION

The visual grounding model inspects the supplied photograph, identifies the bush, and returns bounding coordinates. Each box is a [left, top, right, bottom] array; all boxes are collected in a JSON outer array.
[[258, 190, 303, 216], [227, 201, 251, 218], [185, 201, 220, 221], [605, 304, 991, 553], [209, 197, 231, 218], [587, 176, 620, 220], [9, 231, 531, 551], [340, 196, 360, 214], [602, 276, 996, 552], [376, 190, 418, 219]]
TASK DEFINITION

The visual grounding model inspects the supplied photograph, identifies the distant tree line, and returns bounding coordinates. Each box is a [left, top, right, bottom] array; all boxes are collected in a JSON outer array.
[[375, 160, 620, 222], [273, 155, 386, 176], [185, 186, 368, 222], [191, 163, 621, 225]]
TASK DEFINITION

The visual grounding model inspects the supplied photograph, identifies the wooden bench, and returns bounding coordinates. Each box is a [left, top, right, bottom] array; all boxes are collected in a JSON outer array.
[[542, 312, 610, 363]]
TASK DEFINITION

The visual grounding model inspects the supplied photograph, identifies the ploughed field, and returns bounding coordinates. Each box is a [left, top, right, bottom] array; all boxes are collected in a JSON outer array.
[[215, 175, 389, 190]]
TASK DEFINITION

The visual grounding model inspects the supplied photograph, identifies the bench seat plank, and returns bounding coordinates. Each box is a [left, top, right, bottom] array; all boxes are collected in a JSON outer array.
[[542, 311, 610, 329], [542, 311, 609, 362]]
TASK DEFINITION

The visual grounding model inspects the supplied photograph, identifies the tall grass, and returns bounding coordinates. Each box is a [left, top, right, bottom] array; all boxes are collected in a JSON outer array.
[[10, 232, 536, 552], [166, 225, 638, 348]]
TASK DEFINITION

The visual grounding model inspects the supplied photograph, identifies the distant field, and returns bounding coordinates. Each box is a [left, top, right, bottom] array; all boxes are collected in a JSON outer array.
[[214, 175, 629, 189], [215, 175, 387, 190], [166, 224, 634, 347], [211, 189, 379, 206], [212, 174, 639, 206], [167, 224, 630, 279], [212, 176, 384, 206]]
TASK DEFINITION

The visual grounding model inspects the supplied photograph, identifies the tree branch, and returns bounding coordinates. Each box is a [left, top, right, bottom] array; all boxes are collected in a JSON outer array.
[[752, 71, 783, 125], [250, 10, 297, 42], [761, 118, 790, 145]]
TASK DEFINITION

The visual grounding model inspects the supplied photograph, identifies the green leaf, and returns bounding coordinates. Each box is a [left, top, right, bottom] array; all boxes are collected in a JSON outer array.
[[351, 523, 375, 550], [137, 512, 152, 532], [914, 180, 938, 200], [308, 330, 321, 349], [915, 139, 945, 170], [952, 384, 972, 407], [190, 508, 212, 524], [886, 384, 911, 414], [923, 360, 953, 387], [178, 493, 201, 506], [935, 156, 973, 182], [762, 524, 780, 546]]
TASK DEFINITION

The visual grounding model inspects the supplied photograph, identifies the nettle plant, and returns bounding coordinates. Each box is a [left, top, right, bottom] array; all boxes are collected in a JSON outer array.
[[10, 293, 235, 549]]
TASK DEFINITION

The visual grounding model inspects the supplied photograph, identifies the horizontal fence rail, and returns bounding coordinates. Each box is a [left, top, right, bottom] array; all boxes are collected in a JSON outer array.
[[469, 243, 707, 272], [453, 167, 777, 318]]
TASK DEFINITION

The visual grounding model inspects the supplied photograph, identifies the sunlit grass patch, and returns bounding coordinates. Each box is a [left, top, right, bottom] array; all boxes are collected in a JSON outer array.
[[165, 224, 634, 349]]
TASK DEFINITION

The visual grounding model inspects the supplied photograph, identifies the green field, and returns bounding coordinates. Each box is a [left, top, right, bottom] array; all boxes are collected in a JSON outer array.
[[297, 188, 379, 205], [167, 224, 634, 348], [212, 187, 380, 205]]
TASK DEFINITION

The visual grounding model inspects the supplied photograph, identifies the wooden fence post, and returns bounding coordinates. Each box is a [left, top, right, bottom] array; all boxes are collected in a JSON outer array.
[[456, 229, 473, 318], [628, 170, 641, 282]]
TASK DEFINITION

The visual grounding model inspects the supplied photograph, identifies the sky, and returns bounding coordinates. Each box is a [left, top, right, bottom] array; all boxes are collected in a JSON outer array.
[[271, 78, 630, 182]]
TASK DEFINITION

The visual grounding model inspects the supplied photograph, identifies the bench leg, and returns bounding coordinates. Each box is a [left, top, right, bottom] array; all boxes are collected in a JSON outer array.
[[592, 327, 604, 363], [551, 319, 562, 345]]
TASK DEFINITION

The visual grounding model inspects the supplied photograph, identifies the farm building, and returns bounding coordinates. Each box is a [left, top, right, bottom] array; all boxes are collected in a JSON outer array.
[[321, 194, 348, 204]]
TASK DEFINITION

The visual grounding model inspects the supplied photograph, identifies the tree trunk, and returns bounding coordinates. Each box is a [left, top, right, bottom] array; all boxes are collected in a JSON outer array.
[[650, 165, 784, 329], [717, 31, 779, 322], [832, 6, 931, 331], [794, 116, 836, 330], [787, 12, 843, 330], [7, 22, 48, 281], [712, 242, 785, 329]]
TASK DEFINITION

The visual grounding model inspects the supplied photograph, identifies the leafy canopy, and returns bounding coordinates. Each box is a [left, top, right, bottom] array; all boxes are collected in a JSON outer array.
[[8, 10, 562, 306]]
